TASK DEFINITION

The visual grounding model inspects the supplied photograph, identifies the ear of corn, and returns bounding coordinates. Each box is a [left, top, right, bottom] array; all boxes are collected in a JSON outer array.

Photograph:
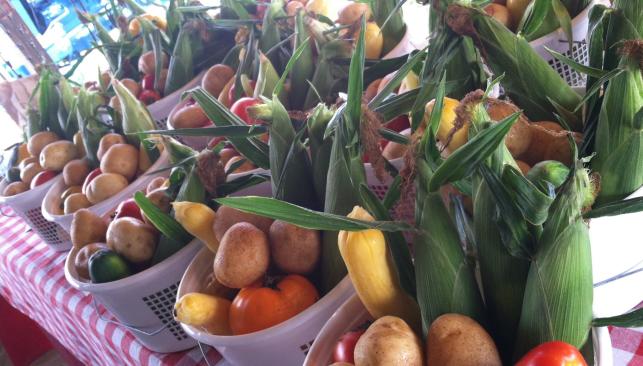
[[289, 10, 314, 111], [76, 89, 110, 168], [307, 104, 336, 204], [303, 39, 353, 110], [447, 5, 582, 129], [172, 202, 219, 252], [613, 0, 643, 36], [338, 206, 422, 333], [164, 23, 196, 95], [370, 0, 406, 55], [593, 40, 643, 205], [112, 79, 156, 145], [514, 165, 593, 360]]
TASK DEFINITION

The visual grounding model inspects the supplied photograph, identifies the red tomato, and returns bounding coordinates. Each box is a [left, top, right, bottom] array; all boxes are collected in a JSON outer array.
[[230, 97, 262, 125], [516, 341, 587, 366], [385, 115, 410, 133], [114, 198, 143, 221], [254, 0, 269, 20], [82, 168, 102, 194], [139, 89, 162, 105], [30, 170, 57, 189], [141, 74, 155, 91], [229, 275, 319, 335], [332, 330, 365, 363]]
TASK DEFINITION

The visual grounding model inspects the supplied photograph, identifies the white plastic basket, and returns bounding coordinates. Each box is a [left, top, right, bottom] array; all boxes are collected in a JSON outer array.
[[528, 1, 596, 87], [304, 294, 614, 366], [41, 150, 170, 236], [64, 239, 202, 353], [0, 176, 72, 251], [165, 97, 210, 151], [148, 72, 205, 131]]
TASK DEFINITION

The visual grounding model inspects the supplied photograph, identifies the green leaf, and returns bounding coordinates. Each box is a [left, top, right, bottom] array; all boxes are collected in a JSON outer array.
[[502, 165, 555, 225], [217, 173, 270, 197], [584, 197, 643, 219], [545, 47, 608, 79], [134, 191, 192, 243], [215, 196, 412, 232], [593, 308, 643, 328], [145, 125, 268, 137], [368, 48, 426, 108], [551, 0, 574, 52], [428, 112, 521, 191], [274, 36, 310, 98], [379, 128, 409, 145], [345, 17, 366, 138]]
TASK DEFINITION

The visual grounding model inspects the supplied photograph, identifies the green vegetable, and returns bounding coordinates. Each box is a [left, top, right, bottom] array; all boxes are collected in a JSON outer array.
[[88, 249, 132, 283]]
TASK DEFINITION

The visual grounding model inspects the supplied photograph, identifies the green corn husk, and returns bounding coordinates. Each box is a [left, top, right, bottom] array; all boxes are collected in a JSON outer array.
[[592, 41, 643, 205], [414, 159, 486, 335], [613, 0, 643, 36], [164, 22, 197, 95], [307, 104, 336, 204], [289, 10, 314, 111], [57, 77, 78, 139], [303, 39, 352, 110], [76, 89, 110, 168], [39, 70, 64, 138], [519, 0, 590, 41], [514, 164, 593, 360], [371, 0, 406, 55], [112, 79, 156, 146], [259, 0, 286, 71], [447, 5, 582, 128]]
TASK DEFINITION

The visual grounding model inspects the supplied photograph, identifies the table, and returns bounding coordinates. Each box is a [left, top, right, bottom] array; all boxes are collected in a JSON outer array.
[[0, 208, 641, 366]]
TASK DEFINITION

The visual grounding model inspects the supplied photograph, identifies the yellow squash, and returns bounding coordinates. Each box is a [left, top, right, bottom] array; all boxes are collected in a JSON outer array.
[[338, 206, 421, 332], [175, 293, 232, 335], [172, 202, 219, 252]]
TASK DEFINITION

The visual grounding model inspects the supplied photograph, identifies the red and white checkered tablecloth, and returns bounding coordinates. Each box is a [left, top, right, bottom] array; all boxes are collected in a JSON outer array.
[[0, 208, 221, 366], [0, 208, 642, 365]]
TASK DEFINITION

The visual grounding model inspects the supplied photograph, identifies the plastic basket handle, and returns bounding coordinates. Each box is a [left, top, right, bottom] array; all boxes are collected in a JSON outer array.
[[92, 298, 169, 337], [197, 341, 215, 366], [594, 263, 643, 288], [0, 206, 16, 218]]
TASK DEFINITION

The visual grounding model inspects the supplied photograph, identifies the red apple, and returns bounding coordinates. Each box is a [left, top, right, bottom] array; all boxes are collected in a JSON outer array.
[[141, 74, 155, 91], [82, 168, 102, 194], [384, 115, 411, 132], [30, 170, 57, 189], [113, 198, 143, 221], [230, 97, 262, 125], [139, 89, 162, 105]]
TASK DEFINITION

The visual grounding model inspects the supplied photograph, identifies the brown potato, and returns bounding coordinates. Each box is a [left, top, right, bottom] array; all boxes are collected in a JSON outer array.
[[109, 96, 121, 114], [63, 159, 90, 186], [484, 4, 511, 28], [214, 222, 270, 288], [146, 177, 167, 194], [27, 131, 59, 157], [2, 181, 29, 196], [97, 133, 126, 161], [224, 156, 255, 174], [73, 132, 86, 158], [218, 148, 238, 167], [486, 99, 533, 157], [426, 313, 501, 366], [107, 217, 158, 263], [120, 78, 141, 97], [39, 140, 78, 172], [516, 160, 531, 175], [18, 156, 37, 171], [520, 121, 578, 166], [376, 72, 398, 96], [158, 69, 168, 94], [100, 144, 139, 181], [61, 185, 82, 204], [338, 3, 372, 25], [170, 104, 209, 129], [218, 77, 236, 108], [20, 162, 43, 185], [138, 51, 168, 76], [85, 173, 129, 204], [202, 64, 235, 97], [64, 193, 92, 215], [142, 188, 171, 224], [269, 220, 320, 275], [74, 243, 107, 280], [382, 128, 411, 161], [71, 209, 108, 249], [354, 316, 423, 366], [213, 206, 274, 242], [364, 79, 382, 102]]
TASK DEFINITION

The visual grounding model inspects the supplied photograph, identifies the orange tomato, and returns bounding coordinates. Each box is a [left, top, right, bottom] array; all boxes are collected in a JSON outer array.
[[128, 14, 167, 37], [229, 275, 319, 335]]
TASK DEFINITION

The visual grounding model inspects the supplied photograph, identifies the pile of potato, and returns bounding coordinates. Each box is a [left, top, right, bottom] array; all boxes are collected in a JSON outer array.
[[2, 131, 85, 197], [331, 313, 502, 366], [175, 207, 323, 336], [55, 133, 152, 215], [71, 176, 171, 283]]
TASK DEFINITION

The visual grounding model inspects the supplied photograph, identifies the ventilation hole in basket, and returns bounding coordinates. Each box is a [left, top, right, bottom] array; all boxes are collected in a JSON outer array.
[[299, 340, 315, 355], [154, 118, 168, 131], [23, 207, 70, 247], [141, 282, 189, 341], [547, 40, 588, 87]]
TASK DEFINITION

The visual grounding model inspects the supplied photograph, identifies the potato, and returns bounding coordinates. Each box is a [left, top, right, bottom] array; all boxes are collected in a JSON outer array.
[[107, 217, 158, 263], [39, 140, 78, 172], [170, 104, 209, 129], [143, 188, 171, 224], [2, 181, 29, 197], [85, 173, 129, 204], [214, 222, 270, 288], [109, 96, 121, 114], [71, 209, 108, 249], [364, 79, 382, 102], [20, 162, 43, 185], [202, 64, 235, 97], [27, 131, 59, 157], [338, 3, 372, 25], [120, 78, 141, 97], [382, 128, 411, 161], [426, 313, 501, 366], [213, 206, 274, 242], [61, 185, 82, 202], [224, 156, 255, 174], [146, 177, 167, 194], [64, 193, 92, 215], [97, 133, 126, 161], [138, 50, 168, 76], [354, 316, 423, 366], [100, 144, 139, 181], [218, 77, 236, 108], [18, 156, 37, 171], [516, 160, 531, 175], [74, 243, 107, 280], [73, 131, 86, 158], [520, 121, 579, 166], [486, 99, 533, 157], [63, 159, 90, 186], [269, 220, 320, 275], [484, 4, 511, 28]]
